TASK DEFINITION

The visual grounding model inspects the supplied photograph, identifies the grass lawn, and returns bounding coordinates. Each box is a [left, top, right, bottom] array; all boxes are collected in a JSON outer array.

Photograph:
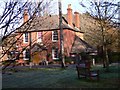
[[2, 64, 120, 88]]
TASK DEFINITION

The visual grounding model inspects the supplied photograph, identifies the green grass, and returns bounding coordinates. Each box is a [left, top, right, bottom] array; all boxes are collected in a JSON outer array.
[[2, 64, 120, 88]]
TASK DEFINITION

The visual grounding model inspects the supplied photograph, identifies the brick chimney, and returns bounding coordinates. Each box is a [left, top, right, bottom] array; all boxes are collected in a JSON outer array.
[[74, 12, 80, 28], [74, 12, 84, 40], [67, 4, 73, 27], [23, 8, 28, 22]]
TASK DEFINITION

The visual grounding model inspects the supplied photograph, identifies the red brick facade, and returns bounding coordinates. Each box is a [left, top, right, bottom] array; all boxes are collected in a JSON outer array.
[[15, 4, 82, 64]]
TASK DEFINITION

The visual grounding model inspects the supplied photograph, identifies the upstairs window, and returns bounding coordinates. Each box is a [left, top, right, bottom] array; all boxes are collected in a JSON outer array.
[[52, 30, 58, 42], [37, 32, 42, 42], [23, 33, 28, 43]]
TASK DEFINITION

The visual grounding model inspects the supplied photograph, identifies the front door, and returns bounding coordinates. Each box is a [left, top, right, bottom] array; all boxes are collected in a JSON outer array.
[[32, 52, 40, 65]]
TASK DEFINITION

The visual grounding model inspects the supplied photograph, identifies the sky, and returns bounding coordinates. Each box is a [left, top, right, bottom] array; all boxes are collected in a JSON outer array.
[[0, 0, 119, 15], [51, 0, 120, 15], [0, 0, 119, 36], [0, 0, 84, 16], [60, 0, 85, 14], [0, 0, 86, 35], [49, 0, 85, 14]]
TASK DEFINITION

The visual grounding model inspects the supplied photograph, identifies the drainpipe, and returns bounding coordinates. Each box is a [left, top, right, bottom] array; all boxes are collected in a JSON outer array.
[[29, 32, 32, 63]]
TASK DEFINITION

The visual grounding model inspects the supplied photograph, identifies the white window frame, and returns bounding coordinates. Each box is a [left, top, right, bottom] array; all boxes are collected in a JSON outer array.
[[23, 33, 28, 43], [37, 32, 42, 43], [23, 50, 29, 60], [52, 49, 59, 60], [52, 31, 58, 42]]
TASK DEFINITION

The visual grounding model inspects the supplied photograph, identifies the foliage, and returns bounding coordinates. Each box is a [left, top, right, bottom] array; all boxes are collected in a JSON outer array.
[[93, 55, 102, 64], [0, 0, 53, 61], [64, 56, 73, 64], [79, 0, 119, 71], [51, 56, 74, 64], [108, 52, 120, 63], [47, 53, 51, 57], [92, 52, 120, 64], [2, 60, 14, 65], [80, 52, 91, 60]]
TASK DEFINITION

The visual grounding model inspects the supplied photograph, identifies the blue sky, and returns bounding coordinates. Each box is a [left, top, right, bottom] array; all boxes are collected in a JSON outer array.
[[61, 0, 85, 14], [0, 0, 119, 36], [0, 0, 84, 15], [52, 0, 120, 14], [1, 0, 119, 15], [50, 0, 85, 14], [0, 0, 85, 36]]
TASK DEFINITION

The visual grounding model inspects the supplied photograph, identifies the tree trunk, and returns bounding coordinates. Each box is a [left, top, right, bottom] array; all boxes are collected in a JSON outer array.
[[102, 46, 106, 68], [59, 0, 66, 68], [105, 47, 109, 72], [102, 45, 110, 71], [61, 58, 66, 68]]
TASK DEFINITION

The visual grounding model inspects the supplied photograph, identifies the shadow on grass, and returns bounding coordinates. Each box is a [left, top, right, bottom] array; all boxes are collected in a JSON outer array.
[[2, 64, 120, 88]]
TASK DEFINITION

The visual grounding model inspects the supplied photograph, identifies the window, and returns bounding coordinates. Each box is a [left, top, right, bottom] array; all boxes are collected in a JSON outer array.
[[52, 31, 58, 42], [23, 33, 28, 43], [37, 32, 42, 42], [52, 48, 59, 60], [23, 49, 30, 60]]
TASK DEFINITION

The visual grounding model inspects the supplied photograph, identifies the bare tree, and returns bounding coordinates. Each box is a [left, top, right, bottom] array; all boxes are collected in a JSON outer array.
[[79, 0, 119, 71], [0, 0, 53, 41], [0, 0, 53, 71], [0, 0, 53, 52]]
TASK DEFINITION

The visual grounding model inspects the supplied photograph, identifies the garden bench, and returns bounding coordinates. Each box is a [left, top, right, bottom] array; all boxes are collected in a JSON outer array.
[[76, 64, 99, 80]]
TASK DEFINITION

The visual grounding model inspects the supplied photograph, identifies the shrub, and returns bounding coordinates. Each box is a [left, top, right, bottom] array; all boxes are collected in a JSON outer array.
[[108, 52, 120, 63], [94, 55, 102, 64], [65, 56, 73, 64]]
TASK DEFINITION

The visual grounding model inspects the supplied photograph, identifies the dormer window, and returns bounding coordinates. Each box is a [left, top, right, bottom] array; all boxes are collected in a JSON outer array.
[[52, 30, 58, 42], [23, 33, 28, 43]]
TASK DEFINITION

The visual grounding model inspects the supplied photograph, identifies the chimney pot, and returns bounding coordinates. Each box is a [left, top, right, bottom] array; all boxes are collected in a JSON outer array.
[[68, 4, 72, 9], [23, 8, 28, 22], [74, 11, 80, 28], [67, 4, 73, 26]]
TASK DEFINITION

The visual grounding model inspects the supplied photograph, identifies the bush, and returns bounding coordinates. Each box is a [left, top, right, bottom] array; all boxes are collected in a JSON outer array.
[[80, 52, 91, 60], [2, 60, 17, 65], [108, 52, 120, 63], [94, 55, 102, 64], [94, 52, 120, 64], [65, 56, 73, 64], [52, 59, 61, 64]]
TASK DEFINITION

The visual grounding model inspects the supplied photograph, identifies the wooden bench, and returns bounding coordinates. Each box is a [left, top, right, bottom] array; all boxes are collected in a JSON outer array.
[[76, 64, 99, 80]]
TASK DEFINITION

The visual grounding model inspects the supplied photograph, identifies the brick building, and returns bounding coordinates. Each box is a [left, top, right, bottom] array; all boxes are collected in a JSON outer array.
[[15, 4, 93, 64]]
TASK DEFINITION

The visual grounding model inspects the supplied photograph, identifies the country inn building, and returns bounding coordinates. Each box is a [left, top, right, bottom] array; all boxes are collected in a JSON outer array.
[[2, 4, 94, 65]]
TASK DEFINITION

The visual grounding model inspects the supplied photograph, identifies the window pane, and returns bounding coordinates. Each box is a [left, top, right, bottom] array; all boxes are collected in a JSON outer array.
[[25, 33, 28, 42], [53, 31, 58, 41], [54, 49, 58, 58], [53, 36, 58, 40], [38, 32, 41, 38], [25, 49, 30, 58], [52, 48, 59, 59], [37, 32, 42, 42]]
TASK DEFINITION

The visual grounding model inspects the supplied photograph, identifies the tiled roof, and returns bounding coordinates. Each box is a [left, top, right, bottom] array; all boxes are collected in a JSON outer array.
[[62, 14, 84, 33], [71, 35, 95, 53], [31, 43, 47, 53], [16, 15, 81, 33]]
